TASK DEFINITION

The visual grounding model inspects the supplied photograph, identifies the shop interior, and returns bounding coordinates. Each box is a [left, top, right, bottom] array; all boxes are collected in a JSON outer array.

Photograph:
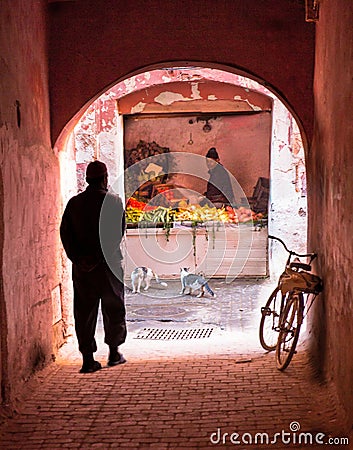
[[124, 112, 270, 225]]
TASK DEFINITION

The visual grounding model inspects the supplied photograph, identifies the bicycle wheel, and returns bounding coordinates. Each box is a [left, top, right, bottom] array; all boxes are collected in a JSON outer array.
[[259, 287, 283, 351], [276, 293, 304, 371]]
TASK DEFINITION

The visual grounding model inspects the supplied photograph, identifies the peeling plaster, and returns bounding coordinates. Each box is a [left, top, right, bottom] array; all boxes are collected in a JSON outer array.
[[207, 95, 218, 101], [191, 82, 202, 100], [131, 101, 147, 114], [123, 77, 137, 92], [233, 95, 262, 111], [154, 91, 191, 105], [154, 83, 203, 106]]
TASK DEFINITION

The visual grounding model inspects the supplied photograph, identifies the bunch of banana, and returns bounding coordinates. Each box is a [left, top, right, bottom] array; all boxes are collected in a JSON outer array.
[[127, 204, 239, 225], [199, 207, 221, 222], [175, 206, 231, 223], [126, 207, 144, 223], [216, 207, 232, 223], [176, 209, 194, 221]]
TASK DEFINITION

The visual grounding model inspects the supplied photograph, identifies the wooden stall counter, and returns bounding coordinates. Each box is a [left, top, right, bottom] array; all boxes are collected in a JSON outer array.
[[123, 224, 267, 279]]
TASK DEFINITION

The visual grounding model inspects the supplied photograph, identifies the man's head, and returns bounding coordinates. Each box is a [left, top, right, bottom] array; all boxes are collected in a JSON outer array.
[[206, 147, 219, 169], [86, 160, 108, 186], [206, 147, 219, 161]]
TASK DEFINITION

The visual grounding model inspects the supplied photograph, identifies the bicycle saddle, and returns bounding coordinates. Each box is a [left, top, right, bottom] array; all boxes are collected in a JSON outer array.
[[290, 261, 312, 271]]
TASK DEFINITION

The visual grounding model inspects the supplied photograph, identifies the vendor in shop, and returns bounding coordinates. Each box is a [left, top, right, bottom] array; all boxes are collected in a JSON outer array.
[[201, 147, 236, 208]]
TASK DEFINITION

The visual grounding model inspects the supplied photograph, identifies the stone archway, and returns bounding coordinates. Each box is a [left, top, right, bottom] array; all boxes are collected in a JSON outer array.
[[55, 63, 309, 345], [72, 65, 308, 268]]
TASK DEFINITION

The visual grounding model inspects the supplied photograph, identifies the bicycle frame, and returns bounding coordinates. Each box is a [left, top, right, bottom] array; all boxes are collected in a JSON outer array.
[[268, 235, 317, 321], [259, 235, 321, 359], [268, 235, 317, 271]]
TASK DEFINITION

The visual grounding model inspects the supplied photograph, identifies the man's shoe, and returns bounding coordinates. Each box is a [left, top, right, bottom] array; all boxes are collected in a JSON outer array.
[[79, 360, 102, 373], [107, 352, 126, 367]]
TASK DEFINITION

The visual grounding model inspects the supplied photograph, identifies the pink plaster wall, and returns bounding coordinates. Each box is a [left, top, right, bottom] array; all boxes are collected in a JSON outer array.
[[74, 77, 273, 196], [124, 113, 271, 198], [0, 1, 62, 405], [121, 80, 271, 199], [1, 0, 352, 428], [48, 0, 315, 144], [308, 0, 353, 426]]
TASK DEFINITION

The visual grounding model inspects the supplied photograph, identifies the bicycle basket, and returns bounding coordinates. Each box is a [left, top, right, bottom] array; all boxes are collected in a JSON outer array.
[[279, 267, 323, 295]]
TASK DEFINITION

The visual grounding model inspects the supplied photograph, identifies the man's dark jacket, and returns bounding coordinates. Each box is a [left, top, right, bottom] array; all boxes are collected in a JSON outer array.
[[206, 163, 236, 206], [60, 185, 125, 273]]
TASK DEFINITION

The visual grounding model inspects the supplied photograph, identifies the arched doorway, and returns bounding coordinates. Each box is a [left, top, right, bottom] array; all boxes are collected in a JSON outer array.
[[56, 64, 308, 355]]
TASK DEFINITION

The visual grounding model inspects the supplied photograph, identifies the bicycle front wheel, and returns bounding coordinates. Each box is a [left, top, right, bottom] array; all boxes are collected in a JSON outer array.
[[259, 287, 283, 351], [276, 293, 304, 371]]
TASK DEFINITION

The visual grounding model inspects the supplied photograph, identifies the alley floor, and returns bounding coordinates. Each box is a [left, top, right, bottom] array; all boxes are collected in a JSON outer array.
[[0, 280, 350, 449]]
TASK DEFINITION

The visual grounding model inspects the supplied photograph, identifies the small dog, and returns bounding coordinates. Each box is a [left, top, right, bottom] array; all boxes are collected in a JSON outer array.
[[179, 267, 216, 298], [131, 267, 168, 293]]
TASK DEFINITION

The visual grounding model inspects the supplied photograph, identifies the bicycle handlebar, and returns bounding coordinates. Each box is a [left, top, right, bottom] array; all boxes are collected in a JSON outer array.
[[268, 235, 317, 260]]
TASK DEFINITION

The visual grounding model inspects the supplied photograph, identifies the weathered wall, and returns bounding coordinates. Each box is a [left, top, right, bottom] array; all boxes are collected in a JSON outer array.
[[308, 0, 353, 426], [73, 69, 308, 278], [117, 80, 272, 114], [0, 0, 351, 426], [48, 0, 315, 144], [124, 113, 271, 199], [0, 1, 62, 405]]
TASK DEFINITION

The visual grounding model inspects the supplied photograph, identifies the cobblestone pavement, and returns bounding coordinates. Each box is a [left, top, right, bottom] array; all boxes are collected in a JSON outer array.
[[0, 280, 350, 449]]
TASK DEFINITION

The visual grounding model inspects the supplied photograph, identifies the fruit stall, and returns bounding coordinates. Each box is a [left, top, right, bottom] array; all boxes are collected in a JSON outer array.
[[124, 199, 268, 279], [122, 139, 268, 279]]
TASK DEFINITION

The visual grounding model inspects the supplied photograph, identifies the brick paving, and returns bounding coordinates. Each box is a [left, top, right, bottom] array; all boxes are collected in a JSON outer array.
[[0, 349, 349, 449], [0, 280, 350, 449]]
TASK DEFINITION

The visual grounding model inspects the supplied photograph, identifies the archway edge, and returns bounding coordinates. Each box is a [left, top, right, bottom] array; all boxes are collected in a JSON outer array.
[[54, 61, 309, 154]]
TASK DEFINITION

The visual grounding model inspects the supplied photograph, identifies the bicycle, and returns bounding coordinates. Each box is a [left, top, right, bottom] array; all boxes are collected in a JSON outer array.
[[259, 235, 323, 370]]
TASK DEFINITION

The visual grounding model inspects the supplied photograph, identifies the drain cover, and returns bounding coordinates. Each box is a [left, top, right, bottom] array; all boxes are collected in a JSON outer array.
[[134, 327, 214, 340]]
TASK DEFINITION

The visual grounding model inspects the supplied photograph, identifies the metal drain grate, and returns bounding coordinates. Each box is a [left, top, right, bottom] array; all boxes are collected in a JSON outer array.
[[134, 327, 214, 340]]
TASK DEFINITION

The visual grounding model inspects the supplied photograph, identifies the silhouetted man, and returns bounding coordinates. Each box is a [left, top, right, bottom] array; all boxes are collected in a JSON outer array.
[[60, 160, 126, 373]]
